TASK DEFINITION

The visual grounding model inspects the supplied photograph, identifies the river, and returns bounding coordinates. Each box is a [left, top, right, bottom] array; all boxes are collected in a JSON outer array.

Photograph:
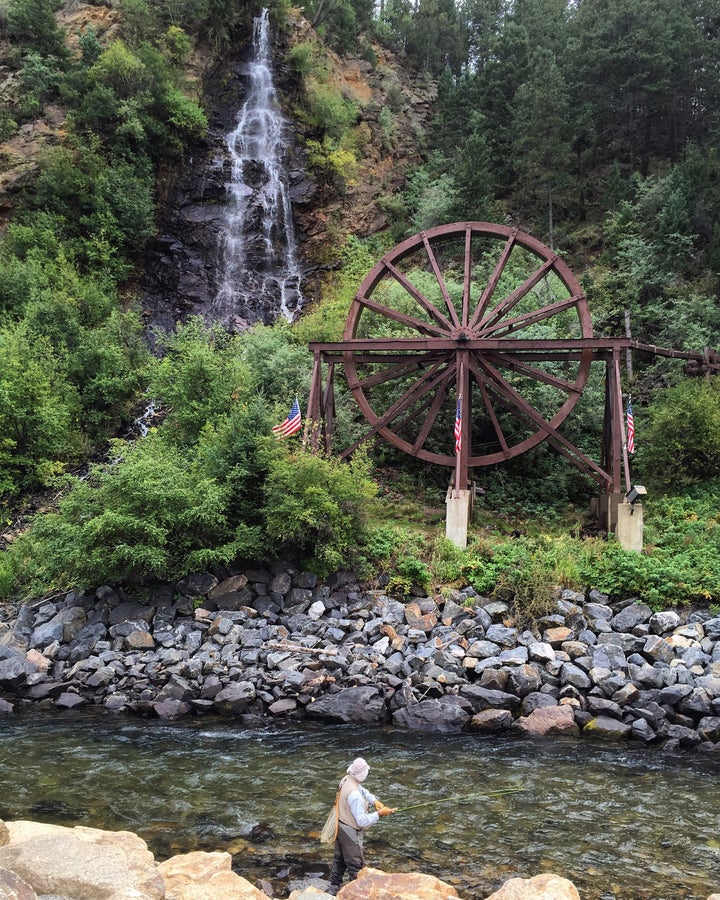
[[1, 709, 718, 899]]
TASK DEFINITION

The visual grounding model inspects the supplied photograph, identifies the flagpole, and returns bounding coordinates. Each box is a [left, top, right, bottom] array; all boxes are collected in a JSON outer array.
[[614, 355, 631, 494]]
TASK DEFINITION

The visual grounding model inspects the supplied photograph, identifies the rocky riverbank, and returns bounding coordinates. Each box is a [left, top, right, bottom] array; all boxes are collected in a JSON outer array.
[[1, 563, 720, 751], [0, 816, 590, 900]]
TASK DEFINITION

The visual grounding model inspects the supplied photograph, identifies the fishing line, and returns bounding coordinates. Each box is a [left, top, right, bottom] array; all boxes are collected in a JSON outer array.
[[392, 787, 525, 814]]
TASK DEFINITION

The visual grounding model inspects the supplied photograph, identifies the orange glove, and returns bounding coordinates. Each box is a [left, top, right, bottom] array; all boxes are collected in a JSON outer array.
[[377, 805, 396, 816]]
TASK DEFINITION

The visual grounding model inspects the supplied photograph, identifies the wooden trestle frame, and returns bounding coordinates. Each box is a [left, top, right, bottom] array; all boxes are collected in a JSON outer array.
[[303, 223, 718, 503]]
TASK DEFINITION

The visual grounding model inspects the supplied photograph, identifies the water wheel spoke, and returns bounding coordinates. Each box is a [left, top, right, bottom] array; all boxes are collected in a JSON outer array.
[[357, 295, 448, 338], [478, 296, 582, 339], [462, 224, 472, 325], [476, 356, 560, 439], [422, 233, 460, 328], [469, 362, 511, 455], [341, 361, 452, 457], [476, 357, 609, 482], [488, 351, 581, 395], [469, 228, 518, 329], [477, 256, 557, 332], [383, 260, 453, 332], [356, 352, 445, 390], [412, 371, 455, 452]]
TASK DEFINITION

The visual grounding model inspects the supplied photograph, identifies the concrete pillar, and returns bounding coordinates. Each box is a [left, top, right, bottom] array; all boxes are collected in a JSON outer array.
[[446, 488, 473, 548], [616, 501, 644, 552], [594, 491, 624, 532]]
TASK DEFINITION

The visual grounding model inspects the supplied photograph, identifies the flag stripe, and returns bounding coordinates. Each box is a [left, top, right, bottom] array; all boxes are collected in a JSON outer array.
[[626, 401, 635, 455], [273, 398, 302, 439], [454, 396, 462, 455]]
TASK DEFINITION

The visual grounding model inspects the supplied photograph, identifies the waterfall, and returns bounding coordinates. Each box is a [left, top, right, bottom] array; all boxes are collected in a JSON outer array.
[[212, 8, 303, 330]]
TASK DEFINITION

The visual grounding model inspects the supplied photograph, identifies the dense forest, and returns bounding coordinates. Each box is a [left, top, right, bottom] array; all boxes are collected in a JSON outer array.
[[0, 0, 719, 612]]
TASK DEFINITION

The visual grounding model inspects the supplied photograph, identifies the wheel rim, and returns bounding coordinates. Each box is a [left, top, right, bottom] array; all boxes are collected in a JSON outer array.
[[342, 222, 593, 467]]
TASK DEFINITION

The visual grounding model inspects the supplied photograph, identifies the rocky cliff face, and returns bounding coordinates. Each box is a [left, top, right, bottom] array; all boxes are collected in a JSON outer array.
[[139, 12, 436, 339], [0, 4, 435, 338]]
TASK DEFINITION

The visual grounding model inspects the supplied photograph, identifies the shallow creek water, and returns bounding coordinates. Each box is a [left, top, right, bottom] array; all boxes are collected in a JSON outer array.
[[0, 710, 718, 899]]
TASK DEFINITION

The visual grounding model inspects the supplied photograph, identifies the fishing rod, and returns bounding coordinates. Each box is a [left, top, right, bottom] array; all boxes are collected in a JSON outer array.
[[392, 787, 525, 814]]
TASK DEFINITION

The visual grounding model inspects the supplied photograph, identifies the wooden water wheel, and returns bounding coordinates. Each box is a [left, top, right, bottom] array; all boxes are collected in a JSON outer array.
[[307, 221, 717, 499]]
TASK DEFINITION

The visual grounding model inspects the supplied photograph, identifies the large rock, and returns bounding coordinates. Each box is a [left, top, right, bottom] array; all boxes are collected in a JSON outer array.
[[0, 820, 164, 900], [513, 705, 579, 737], [157, 850, 268, 900], [338, 867, 458, 900], [306, 687, 386, 725], [485, 873, 580, 899], [392, 697, 469, 733]]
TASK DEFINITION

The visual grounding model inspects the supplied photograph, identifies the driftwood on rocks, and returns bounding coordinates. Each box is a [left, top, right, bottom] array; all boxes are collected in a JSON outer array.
[[1, 564, 720, 753]]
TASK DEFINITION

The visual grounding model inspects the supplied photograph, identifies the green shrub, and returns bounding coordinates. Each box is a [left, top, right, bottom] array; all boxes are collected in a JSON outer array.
[[4, 435, 237, 592], [262, 448, 378, 575], [0, 323, 83, 497], [5, 0, 65, 53], [149, 318, 250, 446], [304, 80, 359, 138], [641, 379, 720, 489]]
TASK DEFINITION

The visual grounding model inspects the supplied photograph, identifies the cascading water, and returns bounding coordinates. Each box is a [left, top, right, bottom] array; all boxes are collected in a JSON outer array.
[[212, 8, 303, 330]]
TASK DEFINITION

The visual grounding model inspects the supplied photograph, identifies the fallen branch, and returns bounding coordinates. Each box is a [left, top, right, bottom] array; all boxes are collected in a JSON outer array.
[[265, 640, 339, 656]]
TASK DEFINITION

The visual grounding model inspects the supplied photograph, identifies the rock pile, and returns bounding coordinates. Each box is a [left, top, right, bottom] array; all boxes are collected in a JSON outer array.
[[1, 564, 720, 751]]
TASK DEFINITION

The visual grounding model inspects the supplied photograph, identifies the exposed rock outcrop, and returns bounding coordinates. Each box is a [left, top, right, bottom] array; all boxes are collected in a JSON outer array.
[[0, 820, 164, 900], [158, 850, 268, 900]]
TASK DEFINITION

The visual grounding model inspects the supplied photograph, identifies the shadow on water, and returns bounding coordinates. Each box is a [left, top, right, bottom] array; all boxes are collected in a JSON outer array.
[[0, 708, 719, 899]]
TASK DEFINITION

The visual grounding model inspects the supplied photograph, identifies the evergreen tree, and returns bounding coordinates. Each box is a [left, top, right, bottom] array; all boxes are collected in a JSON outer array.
[[511, 48, 570, 244]]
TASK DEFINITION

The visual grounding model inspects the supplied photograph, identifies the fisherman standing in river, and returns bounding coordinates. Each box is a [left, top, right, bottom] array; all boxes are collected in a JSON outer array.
[[327, 757, 396, 895]]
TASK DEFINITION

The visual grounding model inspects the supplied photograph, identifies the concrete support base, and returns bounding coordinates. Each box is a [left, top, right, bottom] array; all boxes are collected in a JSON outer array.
[[592, 492, 624, 533], [446, 488, 473, 548], [616, 501, 644, 552]]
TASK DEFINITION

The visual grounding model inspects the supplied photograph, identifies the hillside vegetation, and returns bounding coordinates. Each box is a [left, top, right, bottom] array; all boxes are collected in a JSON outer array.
[[0, 0, 719, 613]]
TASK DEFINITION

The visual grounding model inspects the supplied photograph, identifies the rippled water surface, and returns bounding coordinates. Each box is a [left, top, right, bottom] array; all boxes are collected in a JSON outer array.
[[0, 710, 718, 899]]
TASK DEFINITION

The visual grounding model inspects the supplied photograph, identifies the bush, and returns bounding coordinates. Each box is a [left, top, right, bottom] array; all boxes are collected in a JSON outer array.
[[149, 318, 250, 446], [0, 323, 83, 497], [262, 448, 378, 575], [4, 435, 237, 592], [641, 379, 720, 489], [5, 0, 65, 53]]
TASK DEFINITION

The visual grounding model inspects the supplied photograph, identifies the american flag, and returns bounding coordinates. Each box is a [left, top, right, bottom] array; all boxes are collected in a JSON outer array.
[[454, 396, 462, 455], [272, 397, 302, 439], [626, 401, 635, 454]]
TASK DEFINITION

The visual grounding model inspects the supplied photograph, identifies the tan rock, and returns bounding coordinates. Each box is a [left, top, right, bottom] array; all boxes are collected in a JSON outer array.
[[25, 650, 49, 674], [543, 627, 573, 647], [338, 867, 458, 900], [513, 704, 579, 737], [0, 820, 164, 900], [0, 820, 9, 847], [404, 603, 438, 633], [157, 850, 269, 900], [208, 574, 249, 599], [126, 630, 156, 650], [485, 873, 580, 899], [0, 867, 37, 899]]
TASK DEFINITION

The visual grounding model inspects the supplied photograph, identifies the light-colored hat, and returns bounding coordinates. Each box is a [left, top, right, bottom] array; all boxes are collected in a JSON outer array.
[[347, 757, 370, 781]]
